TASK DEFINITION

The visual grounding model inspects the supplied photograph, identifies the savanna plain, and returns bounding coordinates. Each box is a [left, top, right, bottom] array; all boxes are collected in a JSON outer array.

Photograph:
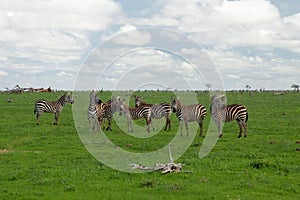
[[0, 91, 299, 199]]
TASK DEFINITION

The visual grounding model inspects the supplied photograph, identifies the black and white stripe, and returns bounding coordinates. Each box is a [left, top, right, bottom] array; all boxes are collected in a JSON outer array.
[[34, 92, 74, 125], [210, 95, 248, 138], [118, 98, 152, 133], [171, 97, 207, 136], [135, 96, 172, 131], [87, 90, 101, 132], [95, 100, 107, 133], [99, 96, 119, 131]]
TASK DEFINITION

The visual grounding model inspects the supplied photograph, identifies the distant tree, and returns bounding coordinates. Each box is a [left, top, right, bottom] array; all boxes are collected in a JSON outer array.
[[245, 85, 252, 96], [291, 84, 299, 93], [205, 83, 212, 91]]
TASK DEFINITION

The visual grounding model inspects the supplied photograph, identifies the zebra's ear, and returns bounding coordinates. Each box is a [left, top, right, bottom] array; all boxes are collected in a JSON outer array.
[[177, 96, 180, 100]]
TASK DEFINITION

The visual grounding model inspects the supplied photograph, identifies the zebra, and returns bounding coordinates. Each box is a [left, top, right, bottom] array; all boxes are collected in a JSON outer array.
[[34, 92, 74, 125], [134, 96, 171, 131], [210, 95, 248, 138], [96, 96, 119, 131], [87, 90, 101, 132], [171, 97, 207, 136], [118, 98, 152, 133], [95, 100, 107, 133]]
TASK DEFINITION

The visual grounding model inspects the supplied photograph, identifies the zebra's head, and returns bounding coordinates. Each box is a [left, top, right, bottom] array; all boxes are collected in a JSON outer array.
[[134, 96, 142, 107], [171, 96, 180, 113], [211, 95, 226, 109], [66, 92, 74, 104], [90, 90, 101, 104]]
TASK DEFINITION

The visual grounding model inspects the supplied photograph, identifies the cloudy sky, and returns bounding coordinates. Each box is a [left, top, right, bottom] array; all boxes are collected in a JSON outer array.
[[0, 0, 299, 91]]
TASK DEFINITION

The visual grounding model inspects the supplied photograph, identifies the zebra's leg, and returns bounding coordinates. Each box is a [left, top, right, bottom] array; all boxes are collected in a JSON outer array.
[[184, 120, 189, 136], [179, 120, 183, 135], [199, 121, 204, 137], [217, 121, 223, 138], [127, 118, 132, 132], [238, 121, 243, 138], [95, 117, 100, 132], [164, 117, 171, 131], [149, 119, 155, 131], [243, 122, 247, 138], [106, 117, 112, 131], [146, 118, 151, 133], [194, 121, 204, 146], [36, 112, 41, 125], [53, 112, 60, 125], [88, 118, 92, 132]]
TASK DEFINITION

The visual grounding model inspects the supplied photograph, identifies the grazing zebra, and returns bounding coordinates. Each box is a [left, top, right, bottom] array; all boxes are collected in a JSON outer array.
[[87, 90, 101, 132], [134, 96, 172, 131], [97, 96, 119, 131], [118, 98, 152, 133], [171, 97, 207, 136], [210, 95, 248, 138], [34, 92, 74, 125]]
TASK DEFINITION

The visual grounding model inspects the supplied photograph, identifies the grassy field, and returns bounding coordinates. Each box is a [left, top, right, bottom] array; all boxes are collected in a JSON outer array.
[[0, 91, 299, 199]]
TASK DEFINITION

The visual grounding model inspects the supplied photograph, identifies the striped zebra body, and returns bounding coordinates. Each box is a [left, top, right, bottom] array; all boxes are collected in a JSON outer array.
[[34, 92, 74, 125], [119, 98, 152, 133], [210, 95, 248, 138], [171, 97, 206, 136], [87, 90, 101, 132], [135, 96, 171, 131], [95, 101, 108, 133], [99, 97, 119, 131]]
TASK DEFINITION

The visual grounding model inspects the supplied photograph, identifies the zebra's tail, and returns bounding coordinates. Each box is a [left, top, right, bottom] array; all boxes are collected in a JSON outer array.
[[245, 112, 248, 122]]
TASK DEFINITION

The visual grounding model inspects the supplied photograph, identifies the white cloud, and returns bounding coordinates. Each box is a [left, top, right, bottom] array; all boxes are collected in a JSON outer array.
[[0, 0, 122, 31], [0, 0, 299, 90], [112, 27, 152, 45], [0, 0, 123, 56], [117, 25, 137, 33], [56, 71, 73, 77], [283, 13, 300, 27], [128, 0, 300, 53], [215, 0, 280, 24], [0, 0, 124, 91], [226, 74, 240, 79], [0, 70, 8, 76]]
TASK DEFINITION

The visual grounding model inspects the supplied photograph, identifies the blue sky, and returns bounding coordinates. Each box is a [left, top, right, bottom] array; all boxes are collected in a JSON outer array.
[[0, 0, 299, 91]]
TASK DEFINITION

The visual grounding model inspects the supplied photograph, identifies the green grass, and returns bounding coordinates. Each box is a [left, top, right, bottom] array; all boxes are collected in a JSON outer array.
[[0, 91, 299, 199]]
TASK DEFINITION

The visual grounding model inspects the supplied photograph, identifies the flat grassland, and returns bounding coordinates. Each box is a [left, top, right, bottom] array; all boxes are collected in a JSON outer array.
[[0, 91, 299, 199]]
